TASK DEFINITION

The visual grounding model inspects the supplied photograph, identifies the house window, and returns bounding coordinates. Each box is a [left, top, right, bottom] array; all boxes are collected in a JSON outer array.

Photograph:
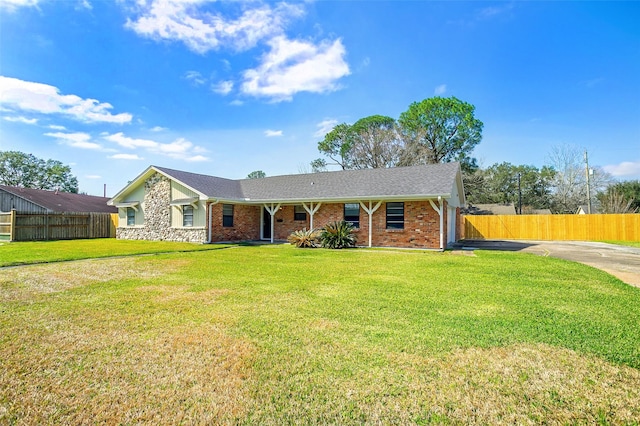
[[294, 205, 307, 221], [223, 204, 234, 227], [183, 205, 194, 227], [386, 202, 404, 229], [344, 203, 360, 228], [126, 207, 136, 226]]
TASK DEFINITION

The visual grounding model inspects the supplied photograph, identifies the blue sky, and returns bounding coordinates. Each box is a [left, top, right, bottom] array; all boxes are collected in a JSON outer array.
[[1, 0, 638, 196]]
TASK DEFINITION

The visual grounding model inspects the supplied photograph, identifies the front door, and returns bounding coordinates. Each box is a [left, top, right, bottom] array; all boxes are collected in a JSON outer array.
[[262, 208, 271, 240]]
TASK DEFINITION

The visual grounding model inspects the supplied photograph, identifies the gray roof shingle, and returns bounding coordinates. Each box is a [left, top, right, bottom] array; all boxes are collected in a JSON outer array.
[[155, 162, 461, 202]]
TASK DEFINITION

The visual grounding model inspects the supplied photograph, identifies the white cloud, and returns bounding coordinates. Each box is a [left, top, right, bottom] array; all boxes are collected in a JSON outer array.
[[78, 0, 91, 10], [126, 0, 304, 54], [3, 115, 38, 124], [211, 80, 233, 95], [0, 0, 40, 11], [314, 119, 338, 138], [184, 70, 206, 86], [0, 76, 132, 124], [185, 154, 208, 162], [229, 99, 243, 106], [85, 175, 102, 179], [478, 2, 515, 19], [603, 161, 640, 177], [434, 84, 447, 96], [104, 132, 158, 149], [49, 124, 66, 130], [264, 129, 283, 137], [110, 153, 144, 160], [44, 131, 104, 150], [104, 132, 209, 161], [241, 36, 350, 102], [150, 126, 167, 132]]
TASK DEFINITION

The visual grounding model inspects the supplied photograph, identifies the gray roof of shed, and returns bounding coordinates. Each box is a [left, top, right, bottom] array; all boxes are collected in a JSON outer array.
[[0, 185, 117, 213], [155, 162, 461, 202]]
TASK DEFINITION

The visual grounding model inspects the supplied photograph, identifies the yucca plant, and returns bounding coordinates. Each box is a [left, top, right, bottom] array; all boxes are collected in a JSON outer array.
[[320, 220, 357, 249], [287, 228, 320, 248]]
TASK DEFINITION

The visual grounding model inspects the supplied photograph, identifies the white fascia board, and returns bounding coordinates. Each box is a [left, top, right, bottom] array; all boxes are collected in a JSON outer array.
[[108, 165, 156, 205], [209, 194, 452, 205]]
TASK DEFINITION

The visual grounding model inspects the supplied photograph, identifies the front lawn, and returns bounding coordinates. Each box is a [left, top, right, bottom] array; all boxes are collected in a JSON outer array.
[[1, 244, 639, 424], [0, 238, 227, 267]]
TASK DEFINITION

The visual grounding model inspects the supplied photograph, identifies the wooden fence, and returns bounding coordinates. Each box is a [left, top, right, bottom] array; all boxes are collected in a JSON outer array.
[[463, 213, 640, 242], [0, 211, 118, 241]]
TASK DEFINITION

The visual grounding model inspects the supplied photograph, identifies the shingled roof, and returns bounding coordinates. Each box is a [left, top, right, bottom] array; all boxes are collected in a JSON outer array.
[[1, 185, 117, 213], [147, 162, 463, 203]]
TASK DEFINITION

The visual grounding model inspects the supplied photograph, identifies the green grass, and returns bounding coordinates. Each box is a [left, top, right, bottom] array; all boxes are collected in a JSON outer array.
[[603, 240, 640, 248], [1, 243, 639, 424], [0, 238, 228, 266]]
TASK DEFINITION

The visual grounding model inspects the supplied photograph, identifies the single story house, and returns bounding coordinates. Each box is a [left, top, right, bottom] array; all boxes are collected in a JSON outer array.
[[0, 185, 117, 213], [107, 163, 465, 249]]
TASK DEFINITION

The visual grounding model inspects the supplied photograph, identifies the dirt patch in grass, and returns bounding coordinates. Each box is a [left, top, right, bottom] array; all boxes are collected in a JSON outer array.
[[0, 257, 188, 302], [0, 322, 255, 424], [373, 343, 640, 424]]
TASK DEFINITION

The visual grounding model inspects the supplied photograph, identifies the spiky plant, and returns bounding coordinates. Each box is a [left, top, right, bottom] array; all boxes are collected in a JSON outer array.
[[320, 220, 357, 249], [287, 228, 320, 248]]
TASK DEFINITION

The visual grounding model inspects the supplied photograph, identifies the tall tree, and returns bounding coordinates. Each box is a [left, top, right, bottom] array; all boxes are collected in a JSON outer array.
[[247, 170, 266, 179], [0, 151, 79, 193], [349, 115, 403, 169], [317, 123, 354, 170], [398, 96, 483, 171]]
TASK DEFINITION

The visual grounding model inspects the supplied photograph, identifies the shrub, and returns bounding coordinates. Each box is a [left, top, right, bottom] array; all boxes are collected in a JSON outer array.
[[320, 221, 357, 249], [287, 228, 320, 248]]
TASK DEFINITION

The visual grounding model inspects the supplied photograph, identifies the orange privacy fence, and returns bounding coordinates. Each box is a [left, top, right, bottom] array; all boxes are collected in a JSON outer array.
[[463, 214, 640, 242]]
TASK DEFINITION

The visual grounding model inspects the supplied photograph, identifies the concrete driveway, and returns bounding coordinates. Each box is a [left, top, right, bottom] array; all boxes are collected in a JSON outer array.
[[458, 240, 640, 288]]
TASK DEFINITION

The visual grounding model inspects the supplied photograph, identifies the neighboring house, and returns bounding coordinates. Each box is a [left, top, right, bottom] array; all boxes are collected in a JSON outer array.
[[0, 185, 117, 213], [576, 205, 600, 214], [108, 163, 466, 250], [463, 203, 517, 215]]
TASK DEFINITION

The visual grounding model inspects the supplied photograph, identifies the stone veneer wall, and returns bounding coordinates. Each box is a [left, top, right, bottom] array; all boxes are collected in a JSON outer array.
[[117, 172, 207, 243]]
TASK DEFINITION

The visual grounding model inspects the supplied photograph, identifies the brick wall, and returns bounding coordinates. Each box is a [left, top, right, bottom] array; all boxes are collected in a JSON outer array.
[[270, 201, 444, 249], [209, 203, 260, 242]]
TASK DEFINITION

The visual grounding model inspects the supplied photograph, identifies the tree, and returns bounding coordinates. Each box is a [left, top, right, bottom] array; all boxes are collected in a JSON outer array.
[[597, 180, 640, 213], [0, 151, 78, 193], [464, 162, 555, 210], [317, 123, 354, 170], [349, 115, 403, 169], [310, 158, 327, 173], [247, 170, 266, 179], [398, 96, 483, 172], [546, 145, 614, 213]]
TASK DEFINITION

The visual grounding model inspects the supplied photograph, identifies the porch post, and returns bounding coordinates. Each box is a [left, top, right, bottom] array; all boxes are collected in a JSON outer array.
[[429, 197, 445, 250], [359, 200, 382, 248], [302, 202, 322, 230], [263, 203, 281, 243]]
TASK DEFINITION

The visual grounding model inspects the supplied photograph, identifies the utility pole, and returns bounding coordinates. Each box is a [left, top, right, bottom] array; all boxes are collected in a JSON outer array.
[[517, 172, 522, 214], [584, 150, 591, 214]]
